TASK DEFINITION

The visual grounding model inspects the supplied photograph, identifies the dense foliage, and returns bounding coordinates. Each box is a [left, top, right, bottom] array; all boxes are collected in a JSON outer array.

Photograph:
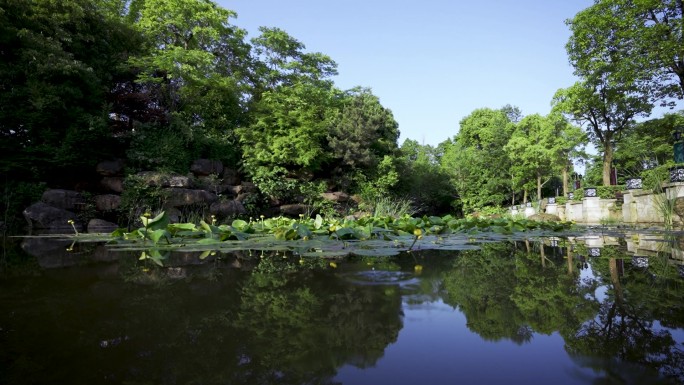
[[1, 0, 682, 229]]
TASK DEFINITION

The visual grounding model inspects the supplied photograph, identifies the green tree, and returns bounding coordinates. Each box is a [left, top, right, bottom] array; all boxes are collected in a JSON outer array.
[[250, 26, 337, 91], [395, 139, 455, 215], [0, 0, 140, 180], [505, 114, 586, 199], [567, 0, 684, 105], [238, 81, 340, 198], [613, 112, 684, 180], [126, 0, 251, 169], [327, 88, 399, 176], [441, 108, 514, 212], [239, 27, 346, 200], [552, 81, 652, 186]]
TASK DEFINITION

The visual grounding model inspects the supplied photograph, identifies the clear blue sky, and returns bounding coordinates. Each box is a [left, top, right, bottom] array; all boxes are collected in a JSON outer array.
[[217, 1, 598, 146]]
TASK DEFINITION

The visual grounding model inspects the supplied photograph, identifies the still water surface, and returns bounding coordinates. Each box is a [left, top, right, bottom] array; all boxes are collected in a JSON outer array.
[[1, 233, 683, 384]]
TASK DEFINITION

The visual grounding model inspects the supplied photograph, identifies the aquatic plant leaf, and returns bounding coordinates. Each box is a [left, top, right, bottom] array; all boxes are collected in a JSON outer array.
[[314, 214, 324, 230], [196, 238, 221, 245], [141, 211, 169, 230], [231, 219, 249, 231], [148, 229, 169, 244]]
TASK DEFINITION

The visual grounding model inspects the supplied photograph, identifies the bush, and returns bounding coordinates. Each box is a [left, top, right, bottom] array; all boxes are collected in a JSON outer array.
[[118, 174, 168, 229], [571, 188, 584, 201], [596, 185, 625, 199], [0, 181, 47, 234], [555, 196, 568, 205], [642, 162, 674, 191]]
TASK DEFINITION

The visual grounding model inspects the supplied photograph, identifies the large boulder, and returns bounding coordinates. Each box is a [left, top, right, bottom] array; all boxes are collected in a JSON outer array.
[[164, 188, 218, 207], [41, 189, 85, 211], [96, 159, 124, 176], [321, 191, 350, 202], [23, 202, 81, 231], [674, 197, 684, 221], [279, 204, 311, 216], [222, 167, 240, 185], [87, 218, 119, 233], [94, 194, 121, 211], [136, 171, 191, 188], [100, 177, 124, 193], [190, 159, 223, 176], [210, 200, 247, 219]]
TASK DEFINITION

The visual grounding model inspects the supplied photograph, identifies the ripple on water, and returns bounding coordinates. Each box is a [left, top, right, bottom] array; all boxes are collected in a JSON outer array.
[[343, 270, 420, 286]]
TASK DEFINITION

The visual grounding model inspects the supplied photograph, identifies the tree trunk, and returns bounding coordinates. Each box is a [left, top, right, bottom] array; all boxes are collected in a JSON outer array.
[[566, 246, 574, 274], [562, 162, 569, 196], [523, 190, 528, 204], [602, 139, 614, 186], [537, 174, 542, 200]]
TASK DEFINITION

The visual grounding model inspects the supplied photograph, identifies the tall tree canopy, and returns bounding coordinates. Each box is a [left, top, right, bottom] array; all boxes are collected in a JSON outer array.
[[441, 107, 515, 211], [327, 88, 399, 173], [567, 0, 684, 104], [552, 81, 651, 186], [0, 0, 140, 180], [505, 114, 586, 199]]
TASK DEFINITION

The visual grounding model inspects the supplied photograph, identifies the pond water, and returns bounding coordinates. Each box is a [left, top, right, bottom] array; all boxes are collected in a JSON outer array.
[[1, 230, 684, 385]]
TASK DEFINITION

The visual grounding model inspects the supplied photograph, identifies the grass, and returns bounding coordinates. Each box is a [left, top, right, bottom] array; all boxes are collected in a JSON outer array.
[[368, 196, 417, 218]]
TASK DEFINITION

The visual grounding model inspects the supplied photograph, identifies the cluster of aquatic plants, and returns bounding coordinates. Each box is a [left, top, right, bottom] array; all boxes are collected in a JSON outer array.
[[81, 212, 578, 266], [112, 211, 574, 244]]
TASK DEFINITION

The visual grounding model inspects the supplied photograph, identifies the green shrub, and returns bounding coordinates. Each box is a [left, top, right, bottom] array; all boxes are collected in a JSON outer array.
[[1, 181, 47, 234], [596, 185, 625, 199], [555, 196, 568, 205], [642, 162, 674, 191], [119, 174, 168, 229], [571, 188, 584, 201]]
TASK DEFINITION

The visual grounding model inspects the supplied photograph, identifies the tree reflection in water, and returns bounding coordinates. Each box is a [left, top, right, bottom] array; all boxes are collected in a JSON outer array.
[[440, 241, 684, 383]]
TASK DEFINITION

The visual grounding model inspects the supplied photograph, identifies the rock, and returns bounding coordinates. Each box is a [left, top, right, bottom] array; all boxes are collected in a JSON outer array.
[[23, 202, 81, 231], [95, 159, 124, 176], [165, 207, 182, 223], [240, 181, 257, 193], [225, 182, 258, 196], [164, 188, 218, 207], [168, 175, 191, 188], [101, 177, 124, 193], [674, 197, 684, 220], [222, 167, 240, 185], [279, 203, 311, 216], [210, 200, 247, 218], [41, 189, 85, 211], [87, 218, 119, 233], [195, 175, 225, 193], [528, 213, 562, 222], [190, 159, 223, 176], [94, 194, 121, 211], [321, 191, 350, 202], [136, 171, 191, 188]]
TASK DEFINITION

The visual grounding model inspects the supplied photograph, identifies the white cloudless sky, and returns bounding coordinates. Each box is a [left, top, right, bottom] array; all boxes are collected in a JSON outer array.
[[216, 0, 656, 147]]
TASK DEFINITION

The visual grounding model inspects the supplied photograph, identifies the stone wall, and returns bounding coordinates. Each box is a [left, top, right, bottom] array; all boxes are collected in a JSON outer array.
[[533, 183, 684, 225]]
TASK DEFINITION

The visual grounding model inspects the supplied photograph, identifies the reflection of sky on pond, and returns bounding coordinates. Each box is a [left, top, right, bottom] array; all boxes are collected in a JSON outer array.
[[336, 299, 594, 385]]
